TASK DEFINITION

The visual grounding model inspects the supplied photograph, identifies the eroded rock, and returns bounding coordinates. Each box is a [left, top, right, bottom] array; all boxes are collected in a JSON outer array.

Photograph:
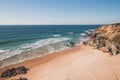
[[87, 23, 120, 55]]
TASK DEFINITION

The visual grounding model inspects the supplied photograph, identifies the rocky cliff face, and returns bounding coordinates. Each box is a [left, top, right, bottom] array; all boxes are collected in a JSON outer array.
[[87, 23, 120, 55]]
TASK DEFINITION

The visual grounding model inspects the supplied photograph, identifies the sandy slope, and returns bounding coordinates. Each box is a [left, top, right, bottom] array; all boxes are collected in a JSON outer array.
[[0, 45, 120, 80]]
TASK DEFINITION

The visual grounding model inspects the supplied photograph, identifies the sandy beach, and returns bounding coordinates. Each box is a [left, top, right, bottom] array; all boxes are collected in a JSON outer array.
[[0, 0, 120, 79], [0, 44, 120, 80]]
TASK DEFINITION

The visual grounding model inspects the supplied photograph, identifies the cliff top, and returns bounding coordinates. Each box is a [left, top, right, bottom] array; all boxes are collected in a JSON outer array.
[[88, 23, 120, 55]]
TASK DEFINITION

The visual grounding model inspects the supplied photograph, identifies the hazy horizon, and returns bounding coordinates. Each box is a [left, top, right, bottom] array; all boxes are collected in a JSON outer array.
[[0, 0, 120, 25]]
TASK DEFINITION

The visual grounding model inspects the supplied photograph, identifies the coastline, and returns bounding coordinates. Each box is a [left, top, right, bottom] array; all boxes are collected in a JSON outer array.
[[1, 44, 120, 80], [0, 24, 120, 80], [0, 44, 80, 74], [0, 41, 71, 68], [0, 44, 81, 80]]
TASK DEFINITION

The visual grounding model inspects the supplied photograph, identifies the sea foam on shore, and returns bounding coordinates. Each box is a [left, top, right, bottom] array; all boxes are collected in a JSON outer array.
[[0, 25, 99, 68], [0, 37, 71, 68]]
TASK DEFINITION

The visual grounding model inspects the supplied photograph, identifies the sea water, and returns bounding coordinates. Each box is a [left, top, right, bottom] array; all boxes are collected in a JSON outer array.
[[0, 25, 99, 67]]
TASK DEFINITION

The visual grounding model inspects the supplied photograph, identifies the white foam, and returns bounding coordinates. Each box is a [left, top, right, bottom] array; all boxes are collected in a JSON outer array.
[[0, 49, 24, 60], [52, 34, 61, 37], [85, 30, 90, 34], [0, 37, 71, 60], [0, 50, 6, 53], [23, 37, 70, 49], [68, 32, 74, 34], [80, 33, 86, 36]]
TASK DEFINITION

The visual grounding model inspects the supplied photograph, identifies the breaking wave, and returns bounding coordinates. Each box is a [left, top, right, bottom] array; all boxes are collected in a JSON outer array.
[[0, 37, 71, 68], [0, 37, 70, 60], [51, 34, 61, 37]]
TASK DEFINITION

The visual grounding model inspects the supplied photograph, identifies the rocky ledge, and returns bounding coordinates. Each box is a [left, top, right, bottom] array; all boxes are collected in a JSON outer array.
[[87, 23, 120, 55]]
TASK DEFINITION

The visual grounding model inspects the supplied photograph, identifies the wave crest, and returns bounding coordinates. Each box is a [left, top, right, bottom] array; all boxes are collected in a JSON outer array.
[[0, 37, 70, 60]]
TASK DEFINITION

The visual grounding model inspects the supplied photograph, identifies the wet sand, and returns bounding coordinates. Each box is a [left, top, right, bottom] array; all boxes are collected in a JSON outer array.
[[0, 45, 120, 80]]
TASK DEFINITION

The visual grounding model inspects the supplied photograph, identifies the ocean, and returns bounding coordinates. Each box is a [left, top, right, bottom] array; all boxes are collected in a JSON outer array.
[[0, 25, 99, 67]]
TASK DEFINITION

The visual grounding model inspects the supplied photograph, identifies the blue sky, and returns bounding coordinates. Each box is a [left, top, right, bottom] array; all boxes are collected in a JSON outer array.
[[0, 0, 120, 25]]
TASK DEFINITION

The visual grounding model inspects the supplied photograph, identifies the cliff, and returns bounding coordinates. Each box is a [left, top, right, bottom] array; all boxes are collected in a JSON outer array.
[[87, 23, 120, 55]]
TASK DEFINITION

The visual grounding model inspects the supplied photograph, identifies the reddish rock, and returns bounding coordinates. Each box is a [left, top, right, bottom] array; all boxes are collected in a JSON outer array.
[[87, 23, 120, 55]]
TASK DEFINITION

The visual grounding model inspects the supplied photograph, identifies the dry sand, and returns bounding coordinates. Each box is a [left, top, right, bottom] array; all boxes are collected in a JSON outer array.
[[0, 45, 120, 80]]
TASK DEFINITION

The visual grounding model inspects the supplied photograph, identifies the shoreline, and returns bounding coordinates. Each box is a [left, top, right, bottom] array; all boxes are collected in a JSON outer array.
[[1, 44, 120, 80], [0, 44, 81, 74], [0, 42, 71, 68]]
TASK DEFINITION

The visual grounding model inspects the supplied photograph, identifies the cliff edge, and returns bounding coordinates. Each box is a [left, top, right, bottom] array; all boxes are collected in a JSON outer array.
[[87, 23, 120, 55]]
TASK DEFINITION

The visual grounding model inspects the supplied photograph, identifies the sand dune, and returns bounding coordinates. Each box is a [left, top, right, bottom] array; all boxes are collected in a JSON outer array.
[[0, 45, 120, 80]]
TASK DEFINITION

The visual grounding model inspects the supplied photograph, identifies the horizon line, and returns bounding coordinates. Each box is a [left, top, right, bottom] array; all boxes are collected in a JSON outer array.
[[0, 24, 107, 26], [0, 22, 119, 26]]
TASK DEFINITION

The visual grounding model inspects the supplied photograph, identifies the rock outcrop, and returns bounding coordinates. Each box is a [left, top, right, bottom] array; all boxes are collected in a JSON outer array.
[[87, 23, 120, 55], [66, 42, 76, 47], [0, 66, 28, 78]]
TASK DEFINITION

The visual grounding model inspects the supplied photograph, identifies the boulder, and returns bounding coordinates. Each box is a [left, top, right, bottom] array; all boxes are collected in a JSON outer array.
[[0, 66, 28, 78]]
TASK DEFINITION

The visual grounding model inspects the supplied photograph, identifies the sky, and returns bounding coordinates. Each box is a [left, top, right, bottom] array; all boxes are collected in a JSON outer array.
[[0, 0, 120, 25]]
